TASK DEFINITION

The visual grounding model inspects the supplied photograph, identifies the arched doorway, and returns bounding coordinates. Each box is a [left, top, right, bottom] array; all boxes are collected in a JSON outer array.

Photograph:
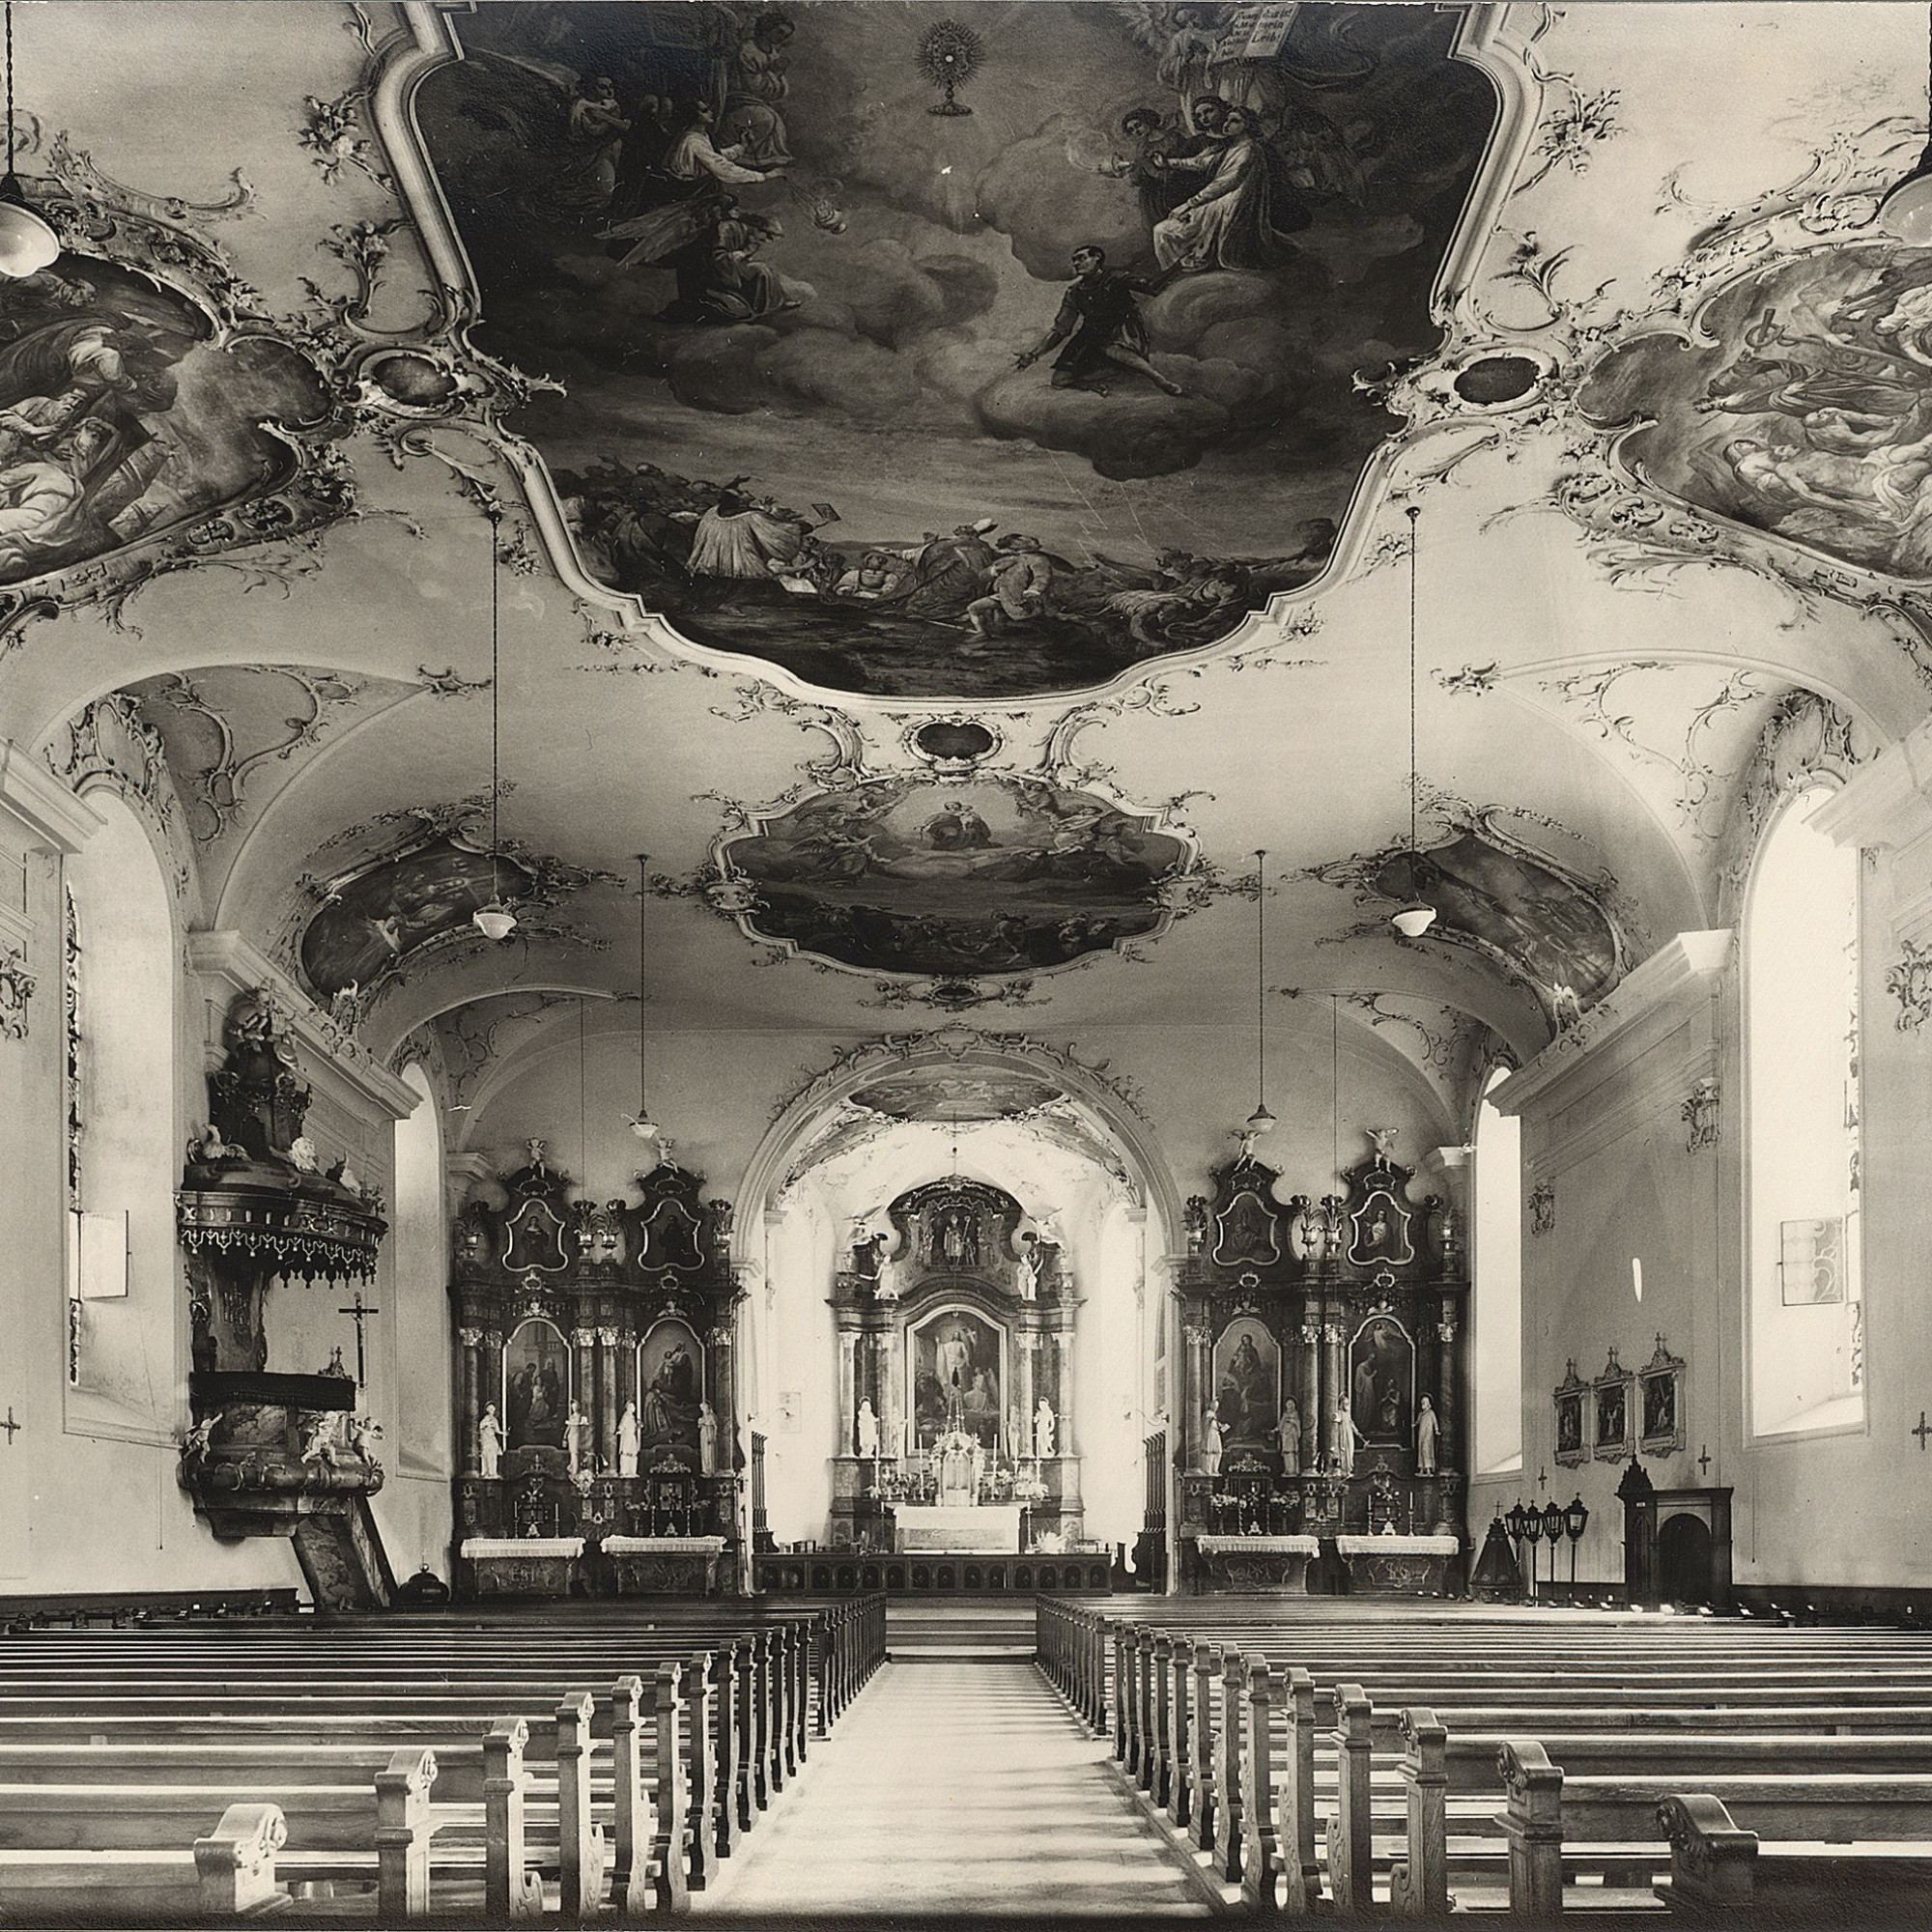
[[1657, 1512, 1715, 1607]]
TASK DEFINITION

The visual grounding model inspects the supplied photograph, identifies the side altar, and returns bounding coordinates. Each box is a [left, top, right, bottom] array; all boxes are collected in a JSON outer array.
[[828, 1178, 1083, 1554], [1172, 1136, 1469, 1594], [449, 1145, 743, 1598]]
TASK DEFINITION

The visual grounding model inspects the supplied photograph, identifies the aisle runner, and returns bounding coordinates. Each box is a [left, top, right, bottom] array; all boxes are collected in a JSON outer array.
[[694, 1661, 1209, 1918]]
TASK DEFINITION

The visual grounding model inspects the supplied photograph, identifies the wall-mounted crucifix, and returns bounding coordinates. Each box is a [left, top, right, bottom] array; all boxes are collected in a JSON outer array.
[[0, 1406, 18, 1444], [1914, 1411, 1931, 1453], [1697, 1444, 1712, 1475], [337, 1289, 381, 1390]]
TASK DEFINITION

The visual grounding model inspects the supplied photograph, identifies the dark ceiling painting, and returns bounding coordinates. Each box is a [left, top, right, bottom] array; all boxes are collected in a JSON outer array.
[[719, 775, 1190, 977], [416, 2, 1496, 697], [852, 1068, 1064, 1122], [1580, 243, 1932, 584], [299, 835, 538, 998], [0, 258, 325, 585]]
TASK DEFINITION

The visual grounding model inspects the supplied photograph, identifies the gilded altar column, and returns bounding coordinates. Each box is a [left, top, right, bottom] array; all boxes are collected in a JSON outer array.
[[1055, 1325, 1074, 1458], [482, 1329, 505, 1438], [572, 1327, 596, 1450], [1016, 1332, 1037, 1459], [458, 1327, 483, 1473], [707, 1319, 739, 1473], [1182, 1321, 1210, 1470], [1323, 1318, 1347, 1464], [1297, 1320, 1321, 1472], [596, 1326, 621, 1472], [838, 1333, 858, 1459], [1435, 1305, 1462, 1475]]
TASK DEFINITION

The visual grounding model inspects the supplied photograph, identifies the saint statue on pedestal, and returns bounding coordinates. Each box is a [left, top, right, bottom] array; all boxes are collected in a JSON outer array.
[[698, 1401, 719, 1474], [857, 1398, 880, 1459], [1276, 1397, 1300, 1476], [1035, 1397, 1056, 1460], [1332, 1395, 1357, 1478], [617, 1400, 640, 1477], [1415, 1394, 1439, 1476], [1203, 1405, 1224, 1476], [565, 1401, 590, 1477], [478, 1403, 503, 1480]]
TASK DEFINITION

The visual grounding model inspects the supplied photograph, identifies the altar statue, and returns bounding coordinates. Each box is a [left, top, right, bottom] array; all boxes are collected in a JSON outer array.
[[477, 1403, 503, 1479], [1203, 1405, 1224, 1476], [1276, 1397, 1300, 1476], [1015, 1232, 1040, 1300], [857, 1397, 880, 1459], [698, 1401, 719, 1473], [617, 1400, 640, 1477], [1332, 1395, 1357, 1478], [1415, 1394, 1439, 1476], [565, 1401, 590, 1476], [1035, 1397, 1056, 1460]]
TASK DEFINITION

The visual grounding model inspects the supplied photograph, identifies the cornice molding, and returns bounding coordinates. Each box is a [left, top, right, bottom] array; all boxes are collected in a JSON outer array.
[[1814, 719, 1932, 941], [0, 740, 104, 854], [187, 929, 418, 1122], [1490, 930, 1731, 1124]]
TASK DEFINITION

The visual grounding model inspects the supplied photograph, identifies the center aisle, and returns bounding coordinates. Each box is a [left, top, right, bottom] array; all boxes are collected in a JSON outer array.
[[694, 1658, 1211, 1918]]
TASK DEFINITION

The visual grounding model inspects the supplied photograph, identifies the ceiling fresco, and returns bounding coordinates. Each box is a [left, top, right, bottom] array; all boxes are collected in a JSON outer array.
[[851, 1067, 1065, 1122], [413, 0, 1497, 697], [717, 774, 1191, 978], [1580, 244, 1932, 585]]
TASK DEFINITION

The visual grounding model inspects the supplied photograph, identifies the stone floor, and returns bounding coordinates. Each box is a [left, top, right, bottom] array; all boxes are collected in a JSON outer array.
[[694, 1658, 1211, 1919]]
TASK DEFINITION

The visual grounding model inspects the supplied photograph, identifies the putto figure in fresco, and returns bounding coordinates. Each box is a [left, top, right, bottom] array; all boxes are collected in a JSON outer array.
[[1015, 245, 1183, 397]]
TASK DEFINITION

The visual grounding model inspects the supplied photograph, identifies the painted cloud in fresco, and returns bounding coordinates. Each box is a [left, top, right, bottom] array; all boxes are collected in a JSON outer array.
[[414, 2, 1494, 696], [1581, 243, 1932, 583]]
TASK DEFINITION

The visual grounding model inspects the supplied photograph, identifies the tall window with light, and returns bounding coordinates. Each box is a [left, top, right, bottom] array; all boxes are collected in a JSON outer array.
[[1471, 1062, 1523, 1474], [1747, 784, 1863, 1437]]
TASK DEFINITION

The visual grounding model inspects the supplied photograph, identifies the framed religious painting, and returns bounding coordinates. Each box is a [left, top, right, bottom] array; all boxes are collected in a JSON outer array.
[[1553, 1359, 1588, 1468], [503, 1317, 572, 1452], [1638, 1335, 1686, 1455], [1212, 1316, 1280, 1456], [1592, 1348, 1634, 1462], [636, 1319, 706, 1469], [1349, 1313, 1416, 1447]]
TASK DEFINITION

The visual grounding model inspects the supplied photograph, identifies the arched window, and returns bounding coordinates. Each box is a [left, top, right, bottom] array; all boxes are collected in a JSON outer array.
[[1747, 784, 1862, 1437], [1471, 1062, 1523, 1475], [391, 1063, 451, 1476], [64, 792, 177, 1434]]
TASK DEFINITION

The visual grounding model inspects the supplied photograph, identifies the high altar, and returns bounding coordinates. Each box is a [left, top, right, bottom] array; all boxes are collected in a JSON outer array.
[[448, 1147, 744, 1598], [1172, 1137, 1469, 1594], [828, 1178, 1080, 1553]]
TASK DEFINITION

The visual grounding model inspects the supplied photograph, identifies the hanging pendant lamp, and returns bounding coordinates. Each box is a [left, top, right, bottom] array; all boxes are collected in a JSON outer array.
[[471, 521, 518, 941], [0, 3, 58, 279], [1879, 7, 1932, 242], [1245, 848, 1276, 1138], [626, 854, 659, 1141], [1390, 504, 1437, 939]]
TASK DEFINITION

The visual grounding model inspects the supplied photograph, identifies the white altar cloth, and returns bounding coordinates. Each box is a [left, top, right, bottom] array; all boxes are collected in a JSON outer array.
[[460, 1537, 584, 1559], [1334, 1534, 1461, 1556], [1197, 1534, 1320, 1557], [895, 1504, 1020, 1553], [602, 1535, 726, 1555]]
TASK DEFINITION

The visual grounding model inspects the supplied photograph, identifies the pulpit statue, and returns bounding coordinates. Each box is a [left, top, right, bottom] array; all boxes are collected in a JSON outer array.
[[1034, 1397, 1056, 1460], [565, 1401, 589, 1477], [857, 1398, 880, 1459], [698, 1400, 719, 1473], [477, 1404, 503, 1480], [1276, 1397, 1300, 1476], [1415, 1394, 1439, 1475], [1203, 1405, 1224, 1476], [617, 1400, 640, 1478], [1333, 1395, 1357, 1478]]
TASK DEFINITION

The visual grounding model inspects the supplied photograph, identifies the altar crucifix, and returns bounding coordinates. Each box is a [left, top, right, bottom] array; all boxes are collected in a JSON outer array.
[[337, 1288, 381, 1389]]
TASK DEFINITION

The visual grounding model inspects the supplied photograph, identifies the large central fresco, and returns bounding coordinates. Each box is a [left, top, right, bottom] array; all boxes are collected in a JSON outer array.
[[418, 2, 1495, 697]]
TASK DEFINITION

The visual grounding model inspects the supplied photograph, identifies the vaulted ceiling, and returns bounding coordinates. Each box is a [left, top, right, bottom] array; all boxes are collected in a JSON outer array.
[[7, 1, 1922, 1139]]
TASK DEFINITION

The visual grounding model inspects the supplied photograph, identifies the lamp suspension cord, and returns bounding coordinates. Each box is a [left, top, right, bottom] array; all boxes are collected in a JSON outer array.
[[489, 525, 501, 904], [1254, 847, 1267, 1113], [578, 994, 587, 1181], [1407, 503, 1421, 859], [636, 854, 649, 1117], [1331, 992, 1339, 1189], [5, 1, 16, 179]]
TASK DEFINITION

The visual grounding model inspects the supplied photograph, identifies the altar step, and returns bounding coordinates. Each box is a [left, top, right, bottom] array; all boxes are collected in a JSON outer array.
[[888, 1602, 1037, 1662]]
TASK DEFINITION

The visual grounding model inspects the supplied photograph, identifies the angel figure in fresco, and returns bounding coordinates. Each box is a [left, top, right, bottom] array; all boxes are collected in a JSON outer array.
[[1151, 107, 1308, 272]]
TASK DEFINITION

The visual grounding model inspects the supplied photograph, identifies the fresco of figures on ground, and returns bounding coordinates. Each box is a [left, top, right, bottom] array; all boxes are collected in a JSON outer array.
[[1580, 245, 1932, 582], [0, 259, 323, 583], [415, 3, 1495, 696], [719, 776, 1189, 976], [299, 834, 538, 998]]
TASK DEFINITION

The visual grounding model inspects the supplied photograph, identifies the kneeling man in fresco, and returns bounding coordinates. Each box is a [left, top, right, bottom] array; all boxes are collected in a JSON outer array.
[[1015, 245, 1183, 399]]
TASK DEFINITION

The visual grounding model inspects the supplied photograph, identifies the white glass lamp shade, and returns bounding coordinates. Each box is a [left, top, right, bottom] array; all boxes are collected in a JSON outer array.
[[1878, 148, 1932, 243], [0, 178, 58, 276], [471, 901, 518, 942], [1391, 901, 1437, 939]]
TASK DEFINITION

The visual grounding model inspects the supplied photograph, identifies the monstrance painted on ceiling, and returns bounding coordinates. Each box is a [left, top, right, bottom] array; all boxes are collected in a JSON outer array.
[[712, 772, 1193, 988], [397, 0, 1503, 700]]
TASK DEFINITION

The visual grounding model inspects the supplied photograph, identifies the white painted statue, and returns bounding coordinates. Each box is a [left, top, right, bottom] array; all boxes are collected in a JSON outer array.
[[617, 1400, 640, 1477], [1202, 1405, 1224, 1476], [1035, 1397, 1056, 1460], [1333, 1396, 1357, 1478], [698, 1401, 719, 1474], [478, 1403, 503, 1479], [350, 1415, 384, 1464], [565, 1401, 588, 1477], [1277, 1398, 1301, 1476], [1015, 1234, 1040, 1301], [1415, 1395, 1439, 1476], [857, 1398, 879, 1459]]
